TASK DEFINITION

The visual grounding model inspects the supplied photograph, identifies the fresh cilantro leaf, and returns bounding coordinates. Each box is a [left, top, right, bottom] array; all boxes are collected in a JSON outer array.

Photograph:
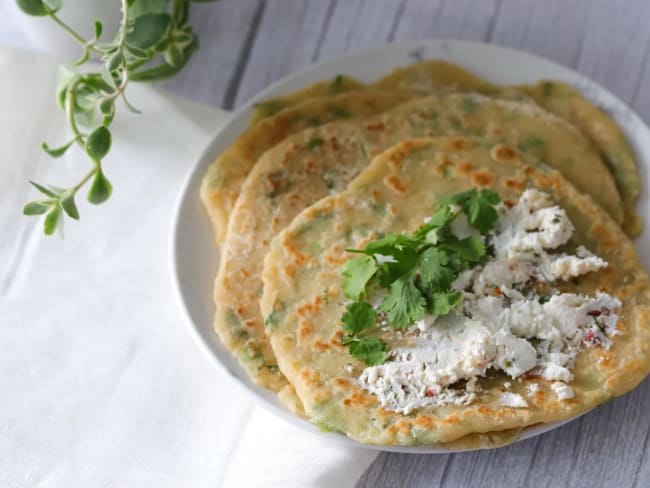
[[430, 292, 463, 315], [342, 301, 377, 334], [464, 189, 500, 233], [376, 247, 419, 287], [438, 188, 476, 206], [419, 248, 455, 290], [359, 233, 421, 256], [414, 205, 455, 239], [341, 256, 377, 299], [441, 235, 485, 263], [349, 338, 388, 365], [380, 276, 426, 328]]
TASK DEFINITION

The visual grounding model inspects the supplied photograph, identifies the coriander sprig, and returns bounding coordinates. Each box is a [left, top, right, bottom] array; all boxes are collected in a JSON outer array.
[[18, 0, 217, 235], [339, 188, 501, 365]]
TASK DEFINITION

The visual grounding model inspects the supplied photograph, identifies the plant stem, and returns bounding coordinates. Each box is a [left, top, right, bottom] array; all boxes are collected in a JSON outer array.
[[72, 167, 99, 193], [49, 12, 101, 53], [65, 78, 85, 148]]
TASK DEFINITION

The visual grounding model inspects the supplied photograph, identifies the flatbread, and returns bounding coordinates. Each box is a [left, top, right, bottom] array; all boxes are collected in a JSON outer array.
[[200, 90, 414, 244], [517, 80, 642, 235], [213, 92, 621, 396], [260, 137, 650, 445], [374, 60, 641, 234]]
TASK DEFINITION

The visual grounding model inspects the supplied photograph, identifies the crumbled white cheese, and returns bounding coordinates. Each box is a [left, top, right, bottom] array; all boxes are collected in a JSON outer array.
[[503, 381, 512, 389], [527, 383, 539, 395], [500, 392, 528, 408], [358, 189, 620, 414], [551, 381, 575, 401]]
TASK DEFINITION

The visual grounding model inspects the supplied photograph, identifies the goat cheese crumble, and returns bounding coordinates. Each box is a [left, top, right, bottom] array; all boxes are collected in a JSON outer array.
[[358, 189, 620, 414]]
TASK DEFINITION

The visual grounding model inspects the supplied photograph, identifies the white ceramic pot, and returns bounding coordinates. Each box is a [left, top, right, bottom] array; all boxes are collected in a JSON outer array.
[[13, 0, 121, 58]]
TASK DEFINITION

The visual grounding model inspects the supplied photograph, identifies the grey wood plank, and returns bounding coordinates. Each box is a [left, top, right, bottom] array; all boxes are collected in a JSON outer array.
[[233, 0, 337, 107], [390, 0, 502, 43], [316, 0, 405, 58], [159, 0, 263, 108]]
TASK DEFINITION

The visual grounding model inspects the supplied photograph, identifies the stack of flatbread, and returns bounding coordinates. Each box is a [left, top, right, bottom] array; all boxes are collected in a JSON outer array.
[[200, 61, 650, 448]]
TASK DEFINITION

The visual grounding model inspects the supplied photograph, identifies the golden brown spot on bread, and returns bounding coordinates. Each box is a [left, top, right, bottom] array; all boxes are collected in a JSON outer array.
[[504, 178, 526, 192], [471, 170, 494, 187], [326, 253, 348, 266], [413, 416, 434, 430], [299, 368, 320, 386], [366, 122, 385, 131], [330, 329, 344, 346], [457, 161, 473, 176], [343, 392, 375, 407], [395, 420, 412, 436], [313, 340, 330, 352], [283, 240, 315, 266], [284, 263, 296, 278], [477, 405, 494, 415], [296, 302, 315, 317], [384, 175, 408, 194], [299, 319, 313, 339], [491, 144, 517, 161], [451, 138, 471, 150], [333, 378, 352, 389]]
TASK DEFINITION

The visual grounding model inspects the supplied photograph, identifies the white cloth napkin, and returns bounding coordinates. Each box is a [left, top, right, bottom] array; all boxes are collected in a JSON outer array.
[[0, 46, 377, 488]]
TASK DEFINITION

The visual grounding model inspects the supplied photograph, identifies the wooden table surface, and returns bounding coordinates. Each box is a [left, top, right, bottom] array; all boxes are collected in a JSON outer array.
[[4, 1, 650, 486]]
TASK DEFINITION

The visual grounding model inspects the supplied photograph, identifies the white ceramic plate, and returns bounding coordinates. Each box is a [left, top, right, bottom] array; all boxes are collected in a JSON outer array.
[[170, 40, 650, 453]]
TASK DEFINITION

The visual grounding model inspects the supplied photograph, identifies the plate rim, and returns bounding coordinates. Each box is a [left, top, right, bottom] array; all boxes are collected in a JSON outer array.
[[169, 38, 649, 454]]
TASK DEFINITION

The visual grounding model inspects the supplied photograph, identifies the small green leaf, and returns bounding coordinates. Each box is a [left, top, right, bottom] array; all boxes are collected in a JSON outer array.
[[23, 200, 51, 215], [342, 301, 377, 334], [126, 13, 173, 50], [442, 235, 485, 263], [30, 180, 57, 198], [106, 51, 125, 72], [60, 192, 80, 220], [349, 338, 387, 366], [128, 0, 170, 16], [56, 67, 80, 109], [164, 43, 184, 67], [126, 45, 149, 59], [430, 292, 463, 316], [464, 189, 500, 233], [94, 20, 103, 39], [341, 256, 377, 299], [99, 98, 114, 116], [87, 169, 113, 204], [41, 139, 75, 158], [16, 0, 61, 16], [43, 204, 61, 235], [379, 276, 426, 329], [420, 248, 455, 290], [85, 126, 112, 161]]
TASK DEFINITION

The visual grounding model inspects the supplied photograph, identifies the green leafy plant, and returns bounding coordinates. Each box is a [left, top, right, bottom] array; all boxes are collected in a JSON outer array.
[[340, 188, 501, 365], [17, 0, 218, 235]]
